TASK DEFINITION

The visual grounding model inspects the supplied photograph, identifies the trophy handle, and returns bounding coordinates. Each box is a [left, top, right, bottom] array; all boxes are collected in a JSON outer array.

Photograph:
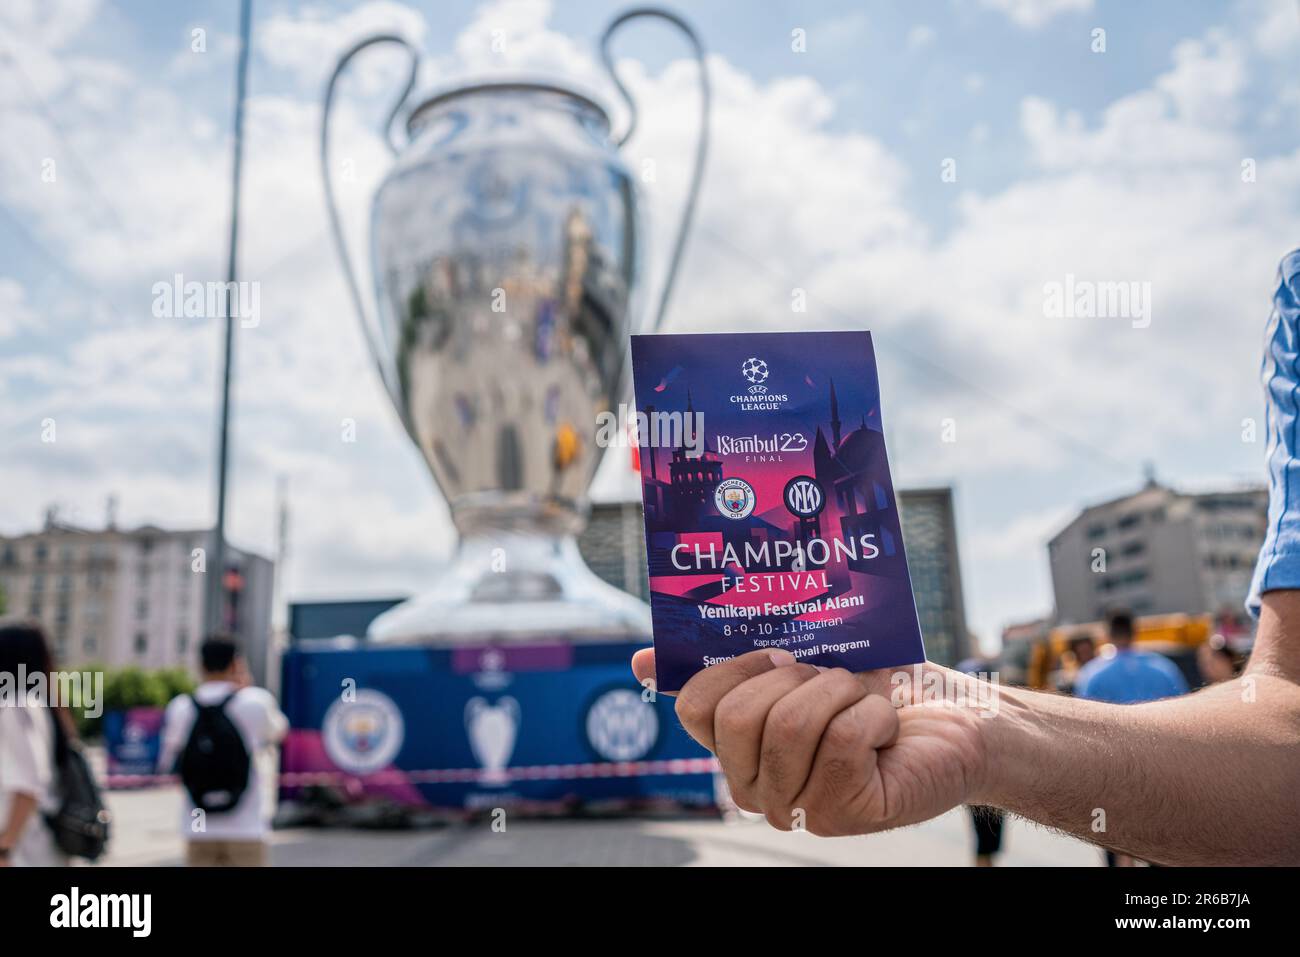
[[320, 35, 421, 416], [599, 8, 710, 333]]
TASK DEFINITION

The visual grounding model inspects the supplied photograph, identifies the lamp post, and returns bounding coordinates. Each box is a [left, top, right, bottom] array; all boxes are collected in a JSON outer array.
[[205, 0, 253, 637]]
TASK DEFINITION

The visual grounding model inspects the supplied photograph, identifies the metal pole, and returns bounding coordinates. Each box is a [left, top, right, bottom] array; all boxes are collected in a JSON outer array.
[[207, 0, 253, 636]]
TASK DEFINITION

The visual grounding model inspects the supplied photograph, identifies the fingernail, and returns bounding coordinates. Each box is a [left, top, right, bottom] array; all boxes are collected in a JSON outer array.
[[813, 665, 828, 673], [768, 650, 796, 667]]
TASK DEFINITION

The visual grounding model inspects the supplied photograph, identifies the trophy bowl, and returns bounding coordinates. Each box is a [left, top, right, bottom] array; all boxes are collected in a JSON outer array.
[[320, 10, 708, 643]]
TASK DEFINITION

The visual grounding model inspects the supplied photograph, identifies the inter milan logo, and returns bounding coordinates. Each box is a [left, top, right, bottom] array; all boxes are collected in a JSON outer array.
[[714, 477, 757, 520], [585, 688, 659, 762], [783, 475, 825, 518], [741, 357, 769, 385]]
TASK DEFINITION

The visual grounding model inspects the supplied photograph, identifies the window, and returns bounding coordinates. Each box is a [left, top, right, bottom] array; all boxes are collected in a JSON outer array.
[[1117, 513, 1141, 531], [84, 635, 97, 654], [134, 633, 147, 655], [177, 630, 189, 654], [1, 545, 15, 566], [1086, 523, 1107, 539], [135, 597, 148, 620], [34, 542, 48, 564]]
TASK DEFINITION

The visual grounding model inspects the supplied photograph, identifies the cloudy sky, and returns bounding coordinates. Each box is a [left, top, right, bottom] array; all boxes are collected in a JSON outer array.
[[2, 0, 1297, 648]]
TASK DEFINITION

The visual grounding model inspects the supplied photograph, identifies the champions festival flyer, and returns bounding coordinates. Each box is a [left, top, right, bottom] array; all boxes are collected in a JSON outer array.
[[630, 330, 926, 692]]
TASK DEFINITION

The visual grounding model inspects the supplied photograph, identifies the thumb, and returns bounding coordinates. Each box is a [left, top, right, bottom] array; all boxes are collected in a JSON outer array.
[[631, 648, 670, 694]]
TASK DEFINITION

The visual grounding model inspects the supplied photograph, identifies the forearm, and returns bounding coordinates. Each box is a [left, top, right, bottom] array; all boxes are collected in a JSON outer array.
[[972, 646, 1300, 865]]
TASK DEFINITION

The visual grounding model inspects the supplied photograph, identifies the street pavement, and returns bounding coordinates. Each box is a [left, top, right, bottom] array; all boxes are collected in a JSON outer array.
[[99, 784, 1102, 867]]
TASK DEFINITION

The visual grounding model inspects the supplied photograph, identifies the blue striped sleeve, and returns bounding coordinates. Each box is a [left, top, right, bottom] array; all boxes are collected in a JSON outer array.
[[1248, 250, 1300, 617]]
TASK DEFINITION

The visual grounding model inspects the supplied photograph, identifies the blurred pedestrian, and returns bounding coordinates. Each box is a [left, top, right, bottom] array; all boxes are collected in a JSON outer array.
[[957, 655, 1005, 866], [1075, 610, 1187, 704], [1053, 632, 1097, 695], [0, 620, 71, 867], [1197, 634, 1239, 685], [158, 634, 287, 867]]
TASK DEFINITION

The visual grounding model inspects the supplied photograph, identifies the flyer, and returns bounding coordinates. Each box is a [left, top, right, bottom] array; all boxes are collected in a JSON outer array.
[[630, 330, 926, 692]]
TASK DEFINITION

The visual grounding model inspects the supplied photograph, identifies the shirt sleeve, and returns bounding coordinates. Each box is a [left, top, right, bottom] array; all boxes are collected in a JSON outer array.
[[248, 688, 289, 747], [1249, 250, 1300, 616], [0, 708, 44, 800], [157, 695, 189, 773]]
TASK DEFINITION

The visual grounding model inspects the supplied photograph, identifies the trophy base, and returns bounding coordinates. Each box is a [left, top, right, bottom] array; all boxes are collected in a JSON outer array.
[[366, 528, 652, 645]]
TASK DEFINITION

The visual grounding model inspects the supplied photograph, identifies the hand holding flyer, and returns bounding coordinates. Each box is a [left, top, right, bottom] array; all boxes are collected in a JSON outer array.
[[630, 330, 926, 692]]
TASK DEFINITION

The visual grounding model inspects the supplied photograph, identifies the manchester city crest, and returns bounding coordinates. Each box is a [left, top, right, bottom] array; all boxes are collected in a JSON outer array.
[[714, 477, 756, 520]]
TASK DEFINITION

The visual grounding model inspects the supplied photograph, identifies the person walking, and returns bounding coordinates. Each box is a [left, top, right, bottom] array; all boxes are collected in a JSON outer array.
[[0, 620, 71, 867], [158, 635, 287, 867]]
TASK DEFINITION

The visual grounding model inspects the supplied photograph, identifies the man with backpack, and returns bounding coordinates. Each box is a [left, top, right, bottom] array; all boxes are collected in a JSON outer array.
[[159, 635, 288, 866]]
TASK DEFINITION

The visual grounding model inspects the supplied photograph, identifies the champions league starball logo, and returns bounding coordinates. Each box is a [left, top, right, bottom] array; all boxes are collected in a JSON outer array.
[[729, 356, 787, 410], [741, 356, 769, 388], [585, 688, 659, 762], [322, 689, 405, 774]]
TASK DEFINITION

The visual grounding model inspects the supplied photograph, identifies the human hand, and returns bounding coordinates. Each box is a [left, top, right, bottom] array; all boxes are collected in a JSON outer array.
[[632, 648, 989, 836]]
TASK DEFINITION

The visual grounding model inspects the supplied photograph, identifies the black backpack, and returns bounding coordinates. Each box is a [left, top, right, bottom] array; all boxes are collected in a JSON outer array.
[[176, 692, 251, 813], [45, 711, 112, 861]]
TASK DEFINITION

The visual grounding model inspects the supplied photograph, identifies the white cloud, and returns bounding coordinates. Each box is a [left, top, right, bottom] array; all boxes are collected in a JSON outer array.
[[907, 25, 936, 51], [1251, 0, 1300, 57], [0, 0, 99, 50], [257, 0, 429, 91], [1021, 32, 1245, 170], [0, 278, 37, 339], [978, 0, 1094, 29]]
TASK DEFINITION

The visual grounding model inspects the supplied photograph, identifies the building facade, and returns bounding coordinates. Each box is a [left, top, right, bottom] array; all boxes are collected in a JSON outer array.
[[1047, 481, 1267, 626], [897, 487, 971, 668], [0, 519, 273, 673]]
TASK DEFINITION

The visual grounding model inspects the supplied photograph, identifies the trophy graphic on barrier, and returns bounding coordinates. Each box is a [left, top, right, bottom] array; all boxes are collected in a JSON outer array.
[[320, 9, 709, 643]]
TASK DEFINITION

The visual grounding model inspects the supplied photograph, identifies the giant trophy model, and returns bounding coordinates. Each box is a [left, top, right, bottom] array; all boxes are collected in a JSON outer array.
[[321, 9, 709, 643]]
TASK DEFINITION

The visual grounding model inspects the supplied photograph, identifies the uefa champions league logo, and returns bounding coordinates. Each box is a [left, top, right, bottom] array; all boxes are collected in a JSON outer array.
[[728, 356, 787, 411], [741, 357, 769, 395], [585, 688, 659, 762], [741, 356, 768, 384]]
